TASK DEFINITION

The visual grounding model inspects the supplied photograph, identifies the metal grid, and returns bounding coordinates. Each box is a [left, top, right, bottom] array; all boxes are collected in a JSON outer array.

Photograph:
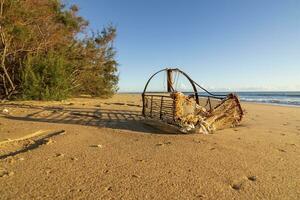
[[143, 94, 175, 123]]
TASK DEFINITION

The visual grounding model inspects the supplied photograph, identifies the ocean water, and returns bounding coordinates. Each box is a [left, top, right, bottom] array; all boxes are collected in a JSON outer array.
[[198, 91, 300, 106], [132, 91, 300, 106]]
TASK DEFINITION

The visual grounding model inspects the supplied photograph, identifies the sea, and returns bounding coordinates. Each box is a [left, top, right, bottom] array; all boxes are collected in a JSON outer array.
[[125, 91, 300, 107], [198, 91, 300, 107]]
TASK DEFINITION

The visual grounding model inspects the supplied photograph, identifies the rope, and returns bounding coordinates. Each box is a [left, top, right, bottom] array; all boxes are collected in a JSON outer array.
[[174, 71, 179, 91]]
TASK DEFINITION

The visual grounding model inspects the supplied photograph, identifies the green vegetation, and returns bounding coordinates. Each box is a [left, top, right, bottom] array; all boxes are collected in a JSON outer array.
[[0, 0, 118, 100]]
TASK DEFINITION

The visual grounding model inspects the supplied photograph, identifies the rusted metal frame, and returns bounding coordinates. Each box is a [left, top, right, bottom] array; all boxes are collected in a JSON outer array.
[[193, 81, 226, 98], [143, 95, 172, 117], [208, 97, 212, 111], [144, 94, 175, 120], [142, 68, 227, 119], [142, 68, 168, 117], [232, 94, 244, 118], [145, 92, 225, 99], [150, 95, 153, 117], [142, 93, 145, 116], [203, 97, 212, 111], [167, 69, 175, 92], [142, 68, 199, 105], [142, 69, 168, 94], [160, 96, 164, 119]]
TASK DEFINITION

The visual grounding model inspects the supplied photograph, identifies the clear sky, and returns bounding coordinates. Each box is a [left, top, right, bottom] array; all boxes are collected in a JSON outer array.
[[68, 0, 300, 92]]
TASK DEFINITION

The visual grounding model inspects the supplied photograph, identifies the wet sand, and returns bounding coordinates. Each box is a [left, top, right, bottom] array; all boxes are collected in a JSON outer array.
[[0, 94, 299, 199]]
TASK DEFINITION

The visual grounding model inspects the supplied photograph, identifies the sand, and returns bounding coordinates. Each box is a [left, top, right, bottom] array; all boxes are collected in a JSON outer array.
[[0, 94, 299, 199]]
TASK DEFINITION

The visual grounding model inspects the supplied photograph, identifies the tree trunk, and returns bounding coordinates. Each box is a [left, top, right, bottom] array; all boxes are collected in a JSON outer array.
[[1, 33, 16, 94]]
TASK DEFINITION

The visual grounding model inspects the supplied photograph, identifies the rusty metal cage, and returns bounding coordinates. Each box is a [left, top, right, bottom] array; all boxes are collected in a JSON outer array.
[[142, 68, 226, 125]]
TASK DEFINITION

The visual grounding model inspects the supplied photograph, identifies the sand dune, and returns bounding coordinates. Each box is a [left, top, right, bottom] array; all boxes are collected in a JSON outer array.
[[0, 94, 299, 199]]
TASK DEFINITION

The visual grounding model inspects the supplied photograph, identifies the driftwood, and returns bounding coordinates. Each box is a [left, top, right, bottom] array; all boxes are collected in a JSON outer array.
[[172, 92, 243, 134], [0, 130, 65, 145]]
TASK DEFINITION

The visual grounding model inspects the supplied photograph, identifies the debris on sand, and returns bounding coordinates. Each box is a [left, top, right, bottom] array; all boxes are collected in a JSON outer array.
[[142, 68, 244, 134], [0, 130, 65, 145], [172, 92, 243, 134], [55, 153, 65, 157], [2, 108, 9, 114], [45, 139, 55, 145], [248, 176, 257, 181], [90, 144, 103, 148], [232, 183, 242, 191]]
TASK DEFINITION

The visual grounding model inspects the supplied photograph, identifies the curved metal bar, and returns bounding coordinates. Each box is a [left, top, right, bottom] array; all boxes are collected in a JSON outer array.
[[142, 68, 167, 95], [169, 68, 199, 104], [142, 68, 199, 100], [142, 68, 200, 115], [192, 81, 226, 98], [142, 69, 167, 115], [142, 67, 228, 116]]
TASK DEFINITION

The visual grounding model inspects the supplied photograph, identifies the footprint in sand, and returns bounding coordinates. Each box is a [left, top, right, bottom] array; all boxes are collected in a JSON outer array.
[[277, 149, 286, 153], [70, 157, 78, 161], [195, 194, 206, 198], [247, 176, 257, 181], [193, 140, 204, 144], [105, 186, 113, 191], [55, 153, 65, 157], [131, 174, 141, 178], [135, 159, 146, 163], [232, 175, 257, 191], [90, 144, 103, 148], [231, 183, 242, 191], [156, 141, 172, 146], [0, 169, 14, 178]]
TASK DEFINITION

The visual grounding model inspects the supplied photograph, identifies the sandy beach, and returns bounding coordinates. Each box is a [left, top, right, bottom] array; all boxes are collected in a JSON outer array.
[[0, 94, 299, 199]]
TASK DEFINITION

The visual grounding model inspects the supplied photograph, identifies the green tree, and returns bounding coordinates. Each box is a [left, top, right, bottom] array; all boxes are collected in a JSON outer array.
[[0, 0, 118, 100], [21, 52, 72, 100]]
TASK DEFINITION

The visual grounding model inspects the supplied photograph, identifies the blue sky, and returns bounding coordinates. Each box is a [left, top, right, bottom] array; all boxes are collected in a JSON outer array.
[[68, 0, 300, 92]]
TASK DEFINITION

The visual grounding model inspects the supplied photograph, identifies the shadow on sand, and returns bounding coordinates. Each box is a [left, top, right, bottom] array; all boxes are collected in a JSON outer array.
[[0, 130, 65, 160], [2, 104, 179, 134]]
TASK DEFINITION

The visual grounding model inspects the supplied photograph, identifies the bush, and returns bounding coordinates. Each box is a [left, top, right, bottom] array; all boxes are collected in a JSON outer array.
[[21, 53, 72, 100]]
